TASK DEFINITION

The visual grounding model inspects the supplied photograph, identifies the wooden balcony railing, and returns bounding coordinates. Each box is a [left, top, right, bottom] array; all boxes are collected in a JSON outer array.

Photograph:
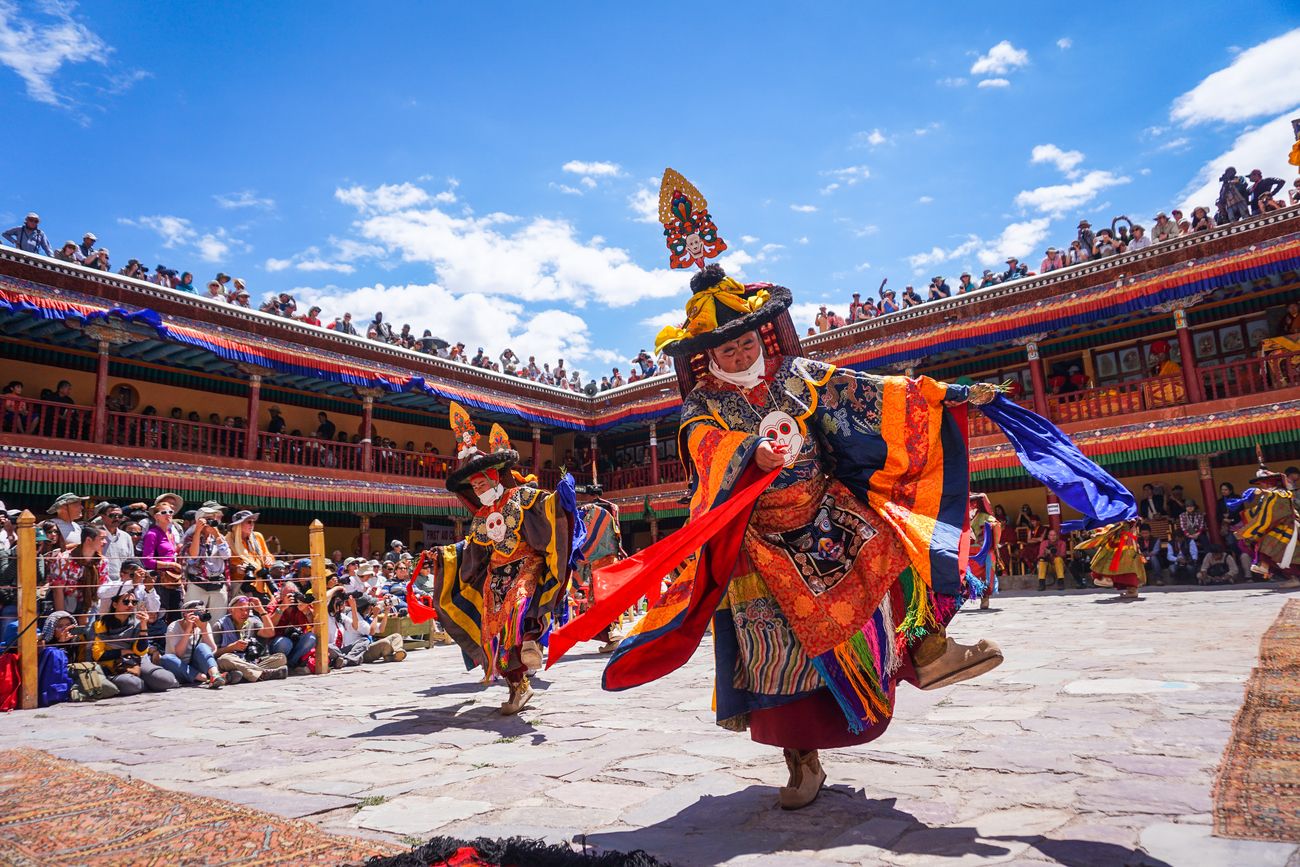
[[373, 447, 452, 480], [1200, 350, 1300, 401], [1, 396, 92, 441], [107, 412, 246, 457], [1046, 375, 1187, 423], [258, 432, 363, 472]]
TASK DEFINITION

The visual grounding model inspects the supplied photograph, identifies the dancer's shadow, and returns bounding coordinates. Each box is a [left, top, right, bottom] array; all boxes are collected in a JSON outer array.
[[349, 703, 542, 741], [584, 788, 1172, 867], [1093, 595, 1147, 604]]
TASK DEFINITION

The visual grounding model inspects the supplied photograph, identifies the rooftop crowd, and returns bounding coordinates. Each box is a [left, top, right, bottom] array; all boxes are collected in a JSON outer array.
[[0, 217, 672, 394], [0, 490, 456, 707], [810, 166, 1300, 335]]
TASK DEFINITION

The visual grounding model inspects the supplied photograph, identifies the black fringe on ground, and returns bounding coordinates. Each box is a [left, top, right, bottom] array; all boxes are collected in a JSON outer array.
[[362, 835, 672, 867]]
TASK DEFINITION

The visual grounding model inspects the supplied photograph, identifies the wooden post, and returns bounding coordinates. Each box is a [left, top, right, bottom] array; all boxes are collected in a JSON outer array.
[[589, 434, 598, 487], [1025, 341, 1062, 533], [1173, 308, 1204, 404], [531, 425, 542, 474], [92, 340, 109, 445], [16, 511, 37, 709], [358, 513, 371, 558], [308, 520, 329, 675], [1197, 455, 1224, 547], [360, 395, 375, 473], [244, 374, 262, 461], [648, 422, 659, 486]]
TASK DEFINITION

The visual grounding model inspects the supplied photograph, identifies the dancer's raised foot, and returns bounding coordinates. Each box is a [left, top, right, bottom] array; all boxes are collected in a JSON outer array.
[[500, 677, 534, 716], [915, 637, 1004, 691]]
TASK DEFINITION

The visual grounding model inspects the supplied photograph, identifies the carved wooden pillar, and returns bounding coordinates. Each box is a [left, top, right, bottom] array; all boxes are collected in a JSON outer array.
[[358, 513, 372, 558], [361, 396, 375, 472], [1173, 307, 1203, 404], [532, 425, 542, 474], [92, 340, 109, 444], [649, 422, 659, 485], [244, 374, 261, 461], [1024, 339, 1061, 532], [589, 433, 599, 486], [1196, 455, 1224, 547]]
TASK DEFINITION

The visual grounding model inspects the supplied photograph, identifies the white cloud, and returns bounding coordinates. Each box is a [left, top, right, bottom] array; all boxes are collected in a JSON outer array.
[[1030, 143, 1085, 177], [937, 77, 967, 87], [854, 262, 871, 272], [914, 122, 941, 136], [0, 0, 108, 108], [1056, 37, 1072, 50], [977, 77, 1010, 89], [1177, 110, 1300, 213], [907, 218, 1052, 274], [917, 195, 933, 204], [265, 245, 358, 275], [820, 165, 871, 191], [740, 234, 759, 245], [855, 128, 888, 146], [1014, 170, 1130, 216], [120, 215, 196, 248], [561, 160, 622, 177], [1155, 136, 1191, 153], [549, 182, 585, 196], [1170, 28, 1300, 125], [790, 204, 818, 213], [334, 181, 682, 307], [214, 190, 275, 210], [796, 236, 809, 245], [970, 40, 1029, 76], [628, 185, 659, 223], [335, 182, 432, 213], [292, 281, 616, 376], [641, 309, 686, 331]]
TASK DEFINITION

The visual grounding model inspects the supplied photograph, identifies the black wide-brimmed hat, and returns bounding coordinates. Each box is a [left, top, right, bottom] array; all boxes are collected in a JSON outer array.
[[653, 264, 792, 359], [446, 448, 519, 493]]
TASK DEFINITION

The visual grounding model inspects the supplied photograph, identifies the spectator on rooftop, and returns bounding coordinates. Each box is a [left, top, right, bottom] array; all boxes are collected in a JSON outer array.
[[927, 276, 951, 301], [331, 312, 359, 335], [1289, 179, 1300, 206], [847, 292, 868, 322], [1247, 169, 1285, 215], [300, 306, 322, 326], [1218, 167, 1251, 222], [1002, 258, 1026, 281], [815, 306, 830, 332], [174, 271, 195, 293], [1170, 209, 1185, 233], [230, 286, 252, 308], [82, 247, 110, 271], [957, 272, 977, 293], [204, 280, 223, 300], [1152, 212, 1178, 243], [879, 288, 899, 313], [1039, 247, 1063, 273], [1128, 224, 1151, 251], [901, 286, 923, 308], [78, 232, 97, 260], [633, 349, 656, 377], [500, 348, 520, 372], [449, 342, 466, 362], [54, 240, 81, 263], [1093, 231, 1120, 257], [826, 309, 846, 328], [1190, 207, 1213, 233], [215, 272, 232, 295], [120, 259, 141, 278], [3, 213, 52, 256], [610, 368, 625, 388], [1111, 216, 1133, 248], [1076, 221, 1095, 260], [1065, 240, 1086, 266], [369, 312, 394, 342], [599, 376, 611, 391]]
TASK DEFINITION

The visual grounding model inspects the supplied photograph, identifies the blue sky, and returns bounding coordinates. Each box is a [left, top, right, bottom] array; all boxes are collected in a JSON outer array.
[[3, 2, 1299, 378]]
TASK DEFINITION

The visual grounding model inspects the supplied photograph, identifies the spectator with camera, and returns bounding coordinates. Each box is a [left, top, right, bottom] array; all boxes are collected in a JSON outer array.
[[182, 507, 231, 618], [162, 599, 225, 687], [266, 582, 317, 673], [91, 584, 178, 696], [213, 595, 288, 682], [141, 495, 185, 622], [334, 592, 405, 665], [227, 510, 274, 599]]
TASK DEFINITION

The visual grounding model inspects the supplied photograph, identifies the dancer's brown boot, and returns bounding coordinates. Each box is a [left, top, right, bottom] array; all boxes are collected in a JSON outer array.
[[520, 640, 543, 672], [500, 677, 534, 716], [914, 635, 1004, 691], [778, 749, 826, 810]]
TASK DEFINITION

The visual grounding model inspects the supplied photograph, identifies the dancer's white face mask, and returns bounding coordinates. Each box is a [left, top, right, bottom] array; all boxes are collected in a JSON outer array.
[[709, 347, 766, 390], [477, 483, 505, 507]]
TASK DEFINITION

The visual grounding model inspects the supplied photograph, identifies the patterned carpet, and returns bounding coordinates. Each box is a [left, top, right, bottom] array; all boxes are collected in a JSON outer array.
[[1214, 598, 1300, 841], [0, 749, 399, 866]]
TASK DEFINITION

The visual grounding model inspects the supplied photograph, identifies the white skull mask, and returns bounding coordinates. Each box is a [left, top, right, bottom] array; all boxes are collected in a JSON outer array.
[[758, 410, 804, 467], [484, 511, 506, 543]]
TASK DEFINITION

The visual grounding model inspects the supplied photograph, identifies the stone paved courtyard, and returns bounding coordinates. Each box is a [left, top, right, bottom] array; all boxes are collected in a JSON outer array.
[[6, 585, 1300, 866]]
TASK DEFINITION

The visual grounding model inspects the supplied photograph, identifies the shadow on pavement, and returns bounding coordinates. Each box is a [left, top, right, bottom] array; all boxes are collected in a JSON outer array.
[[585, 788, 1173, 867], [350, 703, 543, 741]]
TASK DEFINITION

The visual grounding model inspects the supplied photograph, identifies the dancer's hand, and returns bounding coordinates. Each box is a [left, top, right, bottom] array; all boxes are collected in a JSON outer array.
[[755, 440, 787, 472]]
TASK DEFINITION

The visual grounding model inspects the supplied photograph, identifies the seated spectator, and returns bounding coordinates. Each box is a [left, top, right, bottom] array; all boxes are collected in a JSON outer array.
[[92, 584, 178, 695], [1037, 528, 1068, 589], [1127, 225, 1151, 251], [610, 368, 625, 387], [161, 600, 225, 687], [54, 240, 82, 263], [1190, 206, 1213, 232], [956, 272, 977, 294], [331, 312, 359, 335], [339, 594, 405, 664], [3, 213, 52, 256], [78, 232, 97, 260], [927, 276, 951, 301], [204, 280, 224, 300], [978, 269, 999, 288], [82, 247, 110, 271], [1197, 544, 1240, 585], [2, 381, 31, 435], [266, 582, 317, 673], [213, 595, 288, 682], [1151, 212, 1178, 243], [879, 288, 899, 313], [300, 306, 323, 326], [901, 286, 923, 308], [1137, 524, 1169, 585], [1040, 247, 1065, 273]]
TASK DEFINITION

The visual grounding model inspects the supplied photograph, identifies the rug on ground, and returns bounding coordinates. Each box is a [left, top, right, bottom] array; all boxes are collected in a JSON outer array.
[[362, 835, 672, 867], [1213, 598, 1300, 842], [0, 748, 399, 865]]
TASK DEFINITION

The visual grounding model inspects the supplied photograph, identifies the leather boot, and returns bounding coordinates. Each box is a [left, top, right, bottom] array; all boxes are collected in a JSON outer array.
[[778, 749, 826, 810], [915, 637, 1004, 690], [598, 637, 621, 653], [520, 640, 543, 672], [500, 677, 534, 715]]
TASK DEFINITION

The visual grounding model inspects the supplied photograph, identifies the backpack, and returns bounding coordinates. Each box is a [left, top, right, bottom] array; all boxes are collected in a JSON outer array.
[[0, 653, 19, 712], [38, 647, 72, 707], [68, 661, 119, 702]]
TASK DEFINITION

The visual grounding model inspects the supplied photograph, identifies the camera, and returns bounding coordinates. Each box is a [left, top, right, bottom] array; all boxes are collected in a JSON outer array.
[[283, 627, 304, 643], [196, 610, 212, 622], [243, 639, 266, 662]]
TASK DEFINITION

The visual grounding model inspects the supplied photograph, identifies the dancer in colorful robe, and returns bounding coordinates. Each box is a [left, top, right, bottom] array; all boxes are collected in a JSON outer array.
[[966, 493, 1000, 610], [1231, 465, 1300, 588], [1076, 521, 1145, 599], [574, 487, 624, 652], [430, 403, 579, 714]]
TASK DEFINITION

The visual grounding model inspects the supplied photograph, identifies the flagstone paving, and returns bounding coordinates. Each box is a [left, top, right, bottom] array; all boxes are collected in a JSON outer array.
[[5, 584, 1299, 865]]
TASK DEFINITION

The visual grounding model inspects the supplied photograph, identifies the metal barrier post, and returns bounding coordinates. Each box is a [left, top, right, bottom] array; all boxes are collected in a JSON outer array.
[[16, 511, 37, 710], [309, 520, 329, 675]]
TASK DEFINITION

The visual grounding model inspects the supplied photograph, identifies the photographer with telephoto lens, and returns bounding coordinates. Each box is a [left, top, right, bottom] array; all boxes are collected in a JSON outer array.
[[161, 600, 225, 687], [212, 595, 288, 683], [266, 581, 317, 673], [182, 507, 231, 619]]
